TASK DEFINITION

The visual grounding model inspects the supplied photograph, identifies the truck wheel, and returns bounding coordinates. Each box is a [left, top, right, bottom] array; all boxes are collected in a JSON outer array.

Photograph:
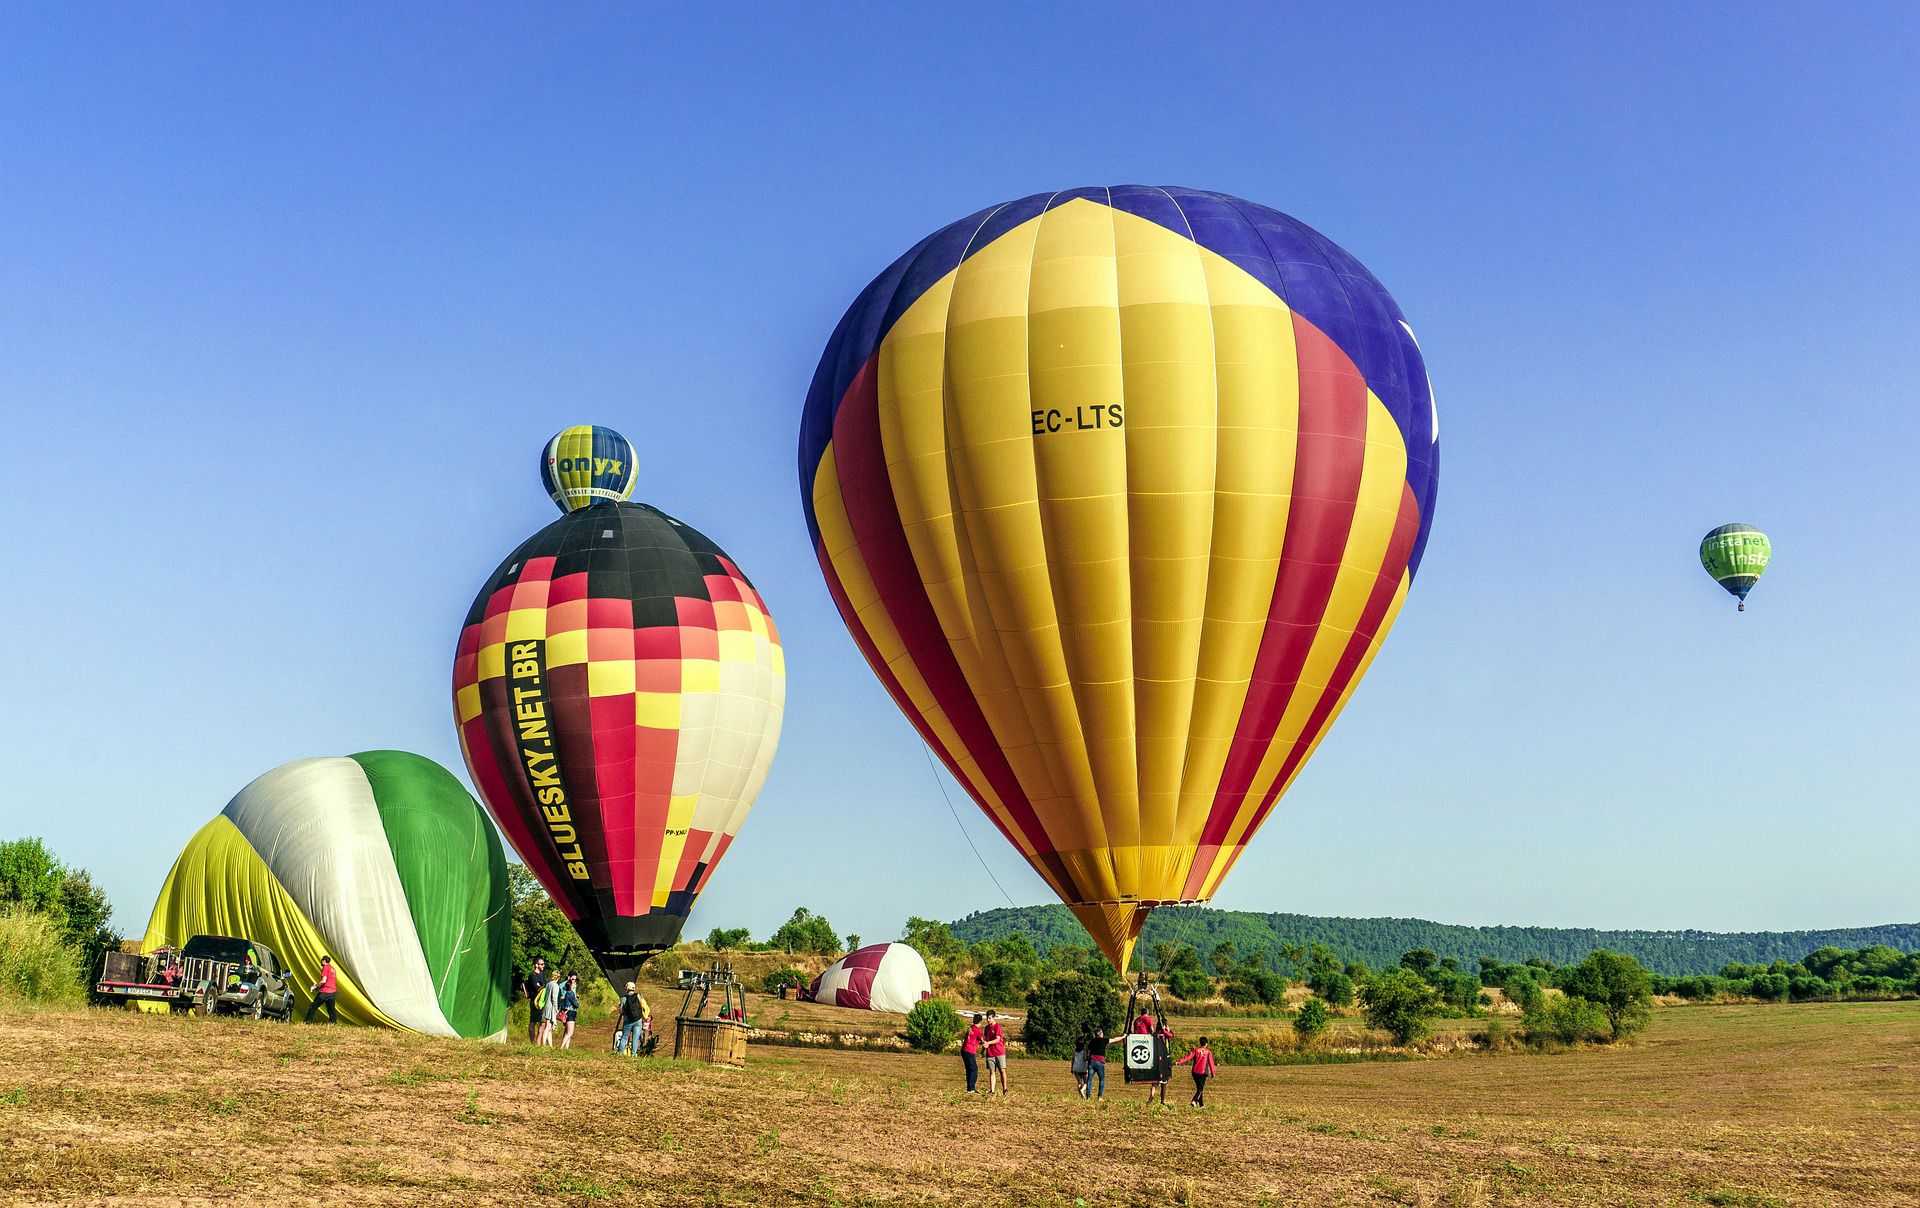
[[250, 997, 265, 1021]]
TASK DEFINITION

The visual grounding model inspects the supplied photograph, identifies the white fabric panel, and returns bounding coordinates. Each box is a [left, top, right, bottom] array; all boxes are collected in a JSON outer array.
[[223, 757, 455, 1037], [869, 944, 933, 1014], [809, 961, 857, 1006]]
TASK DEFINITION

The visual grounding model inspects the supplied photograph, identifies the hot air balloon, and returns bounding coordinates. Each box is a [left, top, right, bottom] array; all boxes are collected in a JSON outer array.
[[1700, 524, 1770, 611], [542, 423, 640, 513], [455, 427, 784, 986], [798, 187, 1438, 972], [144, 751, 512, 1038], [805, 943, 933, 1013]]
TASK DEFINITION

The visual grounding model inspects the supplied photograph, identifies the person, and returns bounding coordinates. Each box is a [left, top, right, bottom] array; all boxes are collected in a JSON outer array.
[[1174, 1036, 1218, 1107], [521, 957, 548, 1044], [1133, 1011, 1155, 1034], [1082, 1029, 1107, 1100], [982, 1010, 1009, 1097], [557, 973, 580, 1049], [1071, 1034, 1090, 1096], [960, 1014, 983, 1094], [304, 955, 338, 1023], [1148, 1016, 1175, 1105], [538, 971, 561, 1046], [615, 982, 647, 1055]]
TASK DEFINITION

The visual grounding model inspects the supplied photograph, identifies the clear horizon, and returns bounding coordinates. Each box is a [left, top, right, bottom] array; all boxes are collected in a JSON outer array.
[[3, 5, 1915, 942]]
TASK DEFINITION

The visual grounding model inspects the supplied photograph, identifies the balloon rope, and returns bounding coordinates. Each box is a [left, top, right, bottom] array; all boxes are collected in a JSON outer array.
[[922, 745, 1019, 909]]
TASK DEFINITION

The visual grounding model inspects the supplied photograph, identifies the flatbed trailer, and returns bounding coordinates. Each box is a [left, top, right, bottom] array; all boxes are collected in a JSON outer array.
[[96, 937, 295, 1020]]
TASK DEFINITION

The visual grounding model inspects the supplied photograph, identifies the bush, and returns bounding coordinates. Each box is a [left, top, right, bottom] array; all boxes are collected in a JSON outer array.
[[1293, 998, 1330, 1041], [0, 908, 85, 1004], [1524, 996, 1610, 1046], [762, 967, 807, 995], [973, 960, 1032, 1006], [1022, 972, 1122, 1058], [1360, 967, 1441, 1045], [1505, 971, 1545, 1015], [1560, 950, 1653, 1040], [905, 998, 965, 1053], [1310, 970, 1355, 1007], [1166, 969, 1213, 1002]]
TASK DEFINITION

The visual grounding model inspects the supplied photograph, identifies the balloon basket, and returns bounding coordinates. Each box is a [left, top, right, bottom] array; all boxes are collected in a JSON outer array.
[[673, 1017, 747, 1067]]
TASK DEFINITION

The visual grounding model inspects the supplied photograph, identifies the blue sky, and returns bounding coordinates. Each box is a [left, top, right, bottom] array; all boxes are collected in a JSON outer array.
[[3, 5, 1915, 942]]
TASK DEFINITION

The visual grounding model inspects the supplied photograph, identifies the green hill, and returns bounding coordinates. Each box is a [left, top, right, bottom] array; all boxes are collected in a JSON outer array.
[[948, 905, 1920, 976]]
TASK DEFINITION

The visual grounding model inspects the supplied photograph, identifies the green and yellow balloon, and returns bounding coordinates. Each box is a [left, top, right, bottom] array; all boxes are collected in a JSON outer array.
[[1700, 524, 1771, 611]]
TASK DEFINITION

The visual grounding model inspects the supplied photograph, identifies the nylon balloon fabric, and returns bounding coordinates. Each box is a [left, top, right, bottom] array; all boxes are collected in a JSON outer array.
[[1700, 523, 1770, 607], [798, 187, 1439, 972], [453, 501, 784, 982], [541, 424, 640, 513]]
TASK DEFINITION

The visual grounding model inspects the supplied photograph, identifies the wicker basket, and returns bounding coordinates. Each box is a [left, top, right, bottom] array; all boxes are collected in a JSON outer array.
[[673, 1016, 747, 1066]]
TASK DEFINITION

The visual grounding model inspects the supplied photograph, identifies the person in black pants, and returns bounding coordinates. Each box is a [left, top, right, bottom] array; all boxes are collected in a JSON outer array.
[[304, 955, 339, 1023]]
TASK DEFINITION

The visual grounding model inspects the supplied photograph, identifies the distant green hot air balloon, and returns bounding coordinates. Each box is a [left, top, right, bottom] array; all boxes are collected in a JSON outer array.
[[1700, 524, 1770, 611]]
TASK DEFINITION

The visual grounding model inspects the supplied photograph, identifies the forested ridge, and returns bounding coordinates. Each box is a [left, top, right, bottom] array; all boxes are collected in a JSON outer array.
[[949, 905, 1920, 976]]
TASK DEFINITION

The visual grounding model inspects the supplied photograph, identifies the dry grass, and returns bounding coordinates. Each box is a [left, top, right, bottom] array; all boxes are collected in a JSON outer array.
[[1, 1000, 1916, 1205]]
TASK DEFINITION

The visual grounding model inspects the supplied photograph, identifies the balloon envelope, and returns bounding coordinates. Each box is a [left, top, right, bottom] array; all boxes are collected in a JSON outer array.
[[454, 499, 784, 984], [806, 943, 933, 1014], [541, 424, 640, 513], [144, 751, 512, 1038], [798, 187, 1439, 971], [1700, 523, 1770, 606]]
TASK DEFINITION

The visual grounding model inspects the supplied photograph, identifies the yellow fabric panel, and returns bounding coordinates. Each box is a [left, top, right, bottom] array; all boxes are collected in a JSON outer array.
[[587, 659, 634, 697], [545, 628, 588, 667], [651, 795, 699, 906], [1173, 265, 1300, 856], [1211, 393, 1411, 863], [455, 683, 482, 725], [811, 446, 1028, 854], [141, 817, 406, 1030], [503, 607, 547, 644], [1198, 571, 1411, 900]]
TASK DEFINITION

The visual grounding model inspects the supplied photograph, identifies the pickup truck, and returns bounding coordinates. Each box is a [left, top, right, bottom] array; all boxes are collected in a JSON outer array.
[[97, 934, 297, 1021]]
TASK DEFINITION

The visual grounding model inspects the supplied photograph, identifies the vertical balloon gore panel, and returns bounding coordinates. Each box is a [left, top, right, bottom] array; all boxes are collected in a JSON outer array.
[[454, 500, 785, 985], [800, 186, 1439, 972]]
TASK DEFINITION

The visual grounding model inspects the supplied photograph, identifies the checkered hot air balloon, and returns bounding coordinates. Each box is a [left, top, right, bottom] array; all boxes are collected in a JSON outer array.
[[799, 187, 1440, 973], [455, 428, 785, 987]]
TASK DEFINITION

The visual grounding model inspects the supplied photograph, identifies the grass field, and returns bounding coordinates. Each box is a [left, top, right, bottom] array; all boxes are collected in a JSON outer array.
[[1, 1000, 1915, 1206]]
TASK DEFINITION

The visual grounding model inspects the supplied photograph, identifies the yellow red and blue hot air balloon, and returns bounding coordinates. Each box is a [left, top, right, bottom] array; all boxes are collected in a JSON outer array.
[[798, 187, 1440, 972]]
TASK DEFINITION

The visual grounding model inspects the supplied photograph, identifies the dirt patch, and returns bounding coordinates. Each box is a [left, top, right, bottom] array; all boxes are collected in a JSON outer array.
[[0, 1000, 1915, 1205]]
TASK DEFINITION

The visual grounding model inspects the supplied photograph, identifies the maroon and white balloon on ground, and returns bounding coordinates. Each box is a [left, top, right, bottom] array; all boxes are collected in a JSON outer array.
[[805, 943, 933, 1013]]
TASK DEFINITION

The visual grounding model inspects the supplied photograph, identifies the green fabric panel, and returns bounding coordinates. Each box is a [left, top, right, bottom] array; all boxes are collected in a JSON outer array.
[[1700, 527, 1771, 582], [349, 750, 511, 1038]]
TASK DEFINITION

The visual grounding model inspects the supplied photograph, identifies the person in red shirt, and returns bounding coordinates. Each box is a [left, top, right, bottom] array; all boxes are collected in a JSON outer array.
[[960, 1014, 984, 1094], [303, 955, 339, 1023], [982, 1010, 1009, 1097], [1174, 1036, 1218, 1107]]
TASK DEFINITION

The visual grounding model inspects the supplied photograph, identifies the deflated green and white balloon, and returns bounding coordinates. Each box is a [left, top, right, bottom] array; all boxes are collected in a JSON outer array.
[[1700, 524, 1771, 611], [144, 751, 512, 1038]]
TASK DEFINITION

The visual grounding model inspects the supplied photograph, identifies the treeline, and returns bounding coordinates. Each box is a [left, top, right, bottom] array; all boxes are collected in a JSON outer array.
[[948, 904, 1920, 977], [1652, 945, 1920, 1003], [0, 838, 118, 1004]]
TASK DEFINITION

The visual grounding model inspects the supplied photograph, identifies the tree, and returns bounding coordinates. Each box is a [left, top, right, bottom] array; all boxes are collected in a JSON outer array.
[[1504, 969, 1545, 1016], [845, 934, 862, 951], [762, 967, 807, 995], [1209, 940, 1238, 976], [1400, 948, 1439, 975], [1166, 968, 1213, 1002], [905, 998, 965, 1052], [1048, 943, 1089, 973], [771, 907, 840, 955], [57, 870, 117, 992], [0, 839, 68, 916], [1293, 998, 1330, 1041], [974, 960, 1030, 1006], [1311, 969, 1355, 1008], [901, 916, 966, 964], [508, 864, 596, 984], [1361, 967, 1441, 1045], [705, 927, 751, 951], [1022, 972, 1122, 1058], [1560, 950, 1653, 1040]]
